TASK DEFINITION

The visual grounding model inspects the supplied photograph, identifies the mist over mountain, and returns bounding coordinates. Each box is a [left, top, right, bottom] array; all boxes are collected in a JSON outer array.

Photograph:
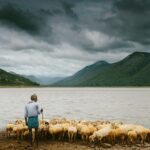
[[24, 75, 65, 85]]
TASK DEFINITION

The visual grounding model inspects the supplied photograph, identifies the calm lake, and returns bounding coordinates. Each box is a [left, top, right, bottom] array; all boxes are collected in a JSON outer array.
[[0, 88, 150, 129]]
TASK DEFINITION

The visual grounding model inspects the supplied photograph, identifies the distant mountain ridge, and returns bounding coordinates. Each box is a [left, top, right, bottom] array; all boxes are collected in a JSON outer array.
[[23, 75, 65, 85], [53, 60, 110, 86], [53, 52, 150, 86], [0, 69, 39, 86]]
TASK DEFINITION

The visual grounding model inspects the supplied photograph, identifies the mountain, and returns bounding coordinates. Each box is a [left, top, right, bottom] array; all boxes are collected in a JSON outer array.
[[53, 52, 150, 86], [0, 69, 39, 86], [24, 75, 65, 85], [53, 60, 110, 86]]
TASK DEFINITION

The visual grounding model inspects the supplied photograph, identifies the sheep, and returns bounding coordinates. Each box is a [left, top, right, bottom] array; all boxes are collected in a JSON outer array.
[[115, 124, 137, 145], [68, 125, 77, 141], [61, 123, 70, 138], [39, 122, 45, 138], [23, 130, 29, 139], [15, 120, 23, 125], [83, 124, 97, 141], [80, 125, 89, 141], [89, 125, 112, 143], [114, 128, 127, 145], [146, 129, 150, 142], [76, 122, 83, 134], [5, 118, 150, 145], [134, 126, 149, 144], [39, 119, 50, 138], [49, 124, 64, 140], [6, 122, 14, 137], [107, 129, 117, 145], [96, 124, 111, 130], [14, 123, 26, 139], [127, 130, 137, 145]]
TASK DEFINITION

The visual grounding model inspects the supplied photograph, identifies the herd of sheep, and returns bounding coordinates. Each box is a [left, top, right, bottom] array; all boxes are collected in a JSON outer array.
[[6, 118, 150, 145]]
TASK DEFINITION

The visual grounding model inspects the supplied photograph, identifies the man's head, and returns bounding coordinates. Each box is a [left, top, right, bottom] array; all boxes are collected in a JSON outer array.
[[31, 94, 37, 102]]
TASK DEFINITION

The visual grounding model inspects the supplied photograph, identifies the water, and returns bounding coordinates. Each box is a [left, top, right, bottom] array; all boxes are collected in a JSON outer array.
[[0, 88, 150, 129]]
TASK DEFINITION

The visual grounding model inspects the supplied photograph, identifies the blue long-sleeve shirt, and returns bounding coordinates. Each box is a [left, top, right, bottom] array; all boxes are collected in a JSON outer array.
[[24, 101, 41, 117]]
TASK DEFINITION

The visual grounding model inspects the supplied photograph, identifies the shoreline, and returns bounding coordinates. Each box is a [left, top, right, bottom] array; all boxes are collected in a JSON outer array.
[[0, 131, 150, 150], [0, 86, 150, 88]]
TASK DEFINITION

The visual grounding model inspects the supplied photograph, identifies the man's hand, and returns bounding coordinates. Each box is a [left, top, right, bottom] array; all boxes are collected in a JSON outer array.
[[25, 117, 28, 126]]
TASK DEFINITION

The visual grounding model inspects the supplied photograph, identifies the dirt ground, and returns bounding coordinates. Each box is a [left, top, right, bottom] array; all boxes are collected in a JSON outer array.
[[0, 131, 150, 150]]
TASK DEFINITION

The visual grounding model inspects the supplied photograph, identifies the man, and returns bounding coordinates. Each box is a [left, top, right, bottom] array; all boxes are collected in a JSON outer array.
[[24, 94, 43, 147]]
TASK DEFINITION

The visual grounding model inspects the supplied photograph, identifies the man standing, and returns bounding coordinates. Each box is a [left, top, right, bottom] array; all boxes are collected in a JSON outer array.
[[24, 94, 43, 147]]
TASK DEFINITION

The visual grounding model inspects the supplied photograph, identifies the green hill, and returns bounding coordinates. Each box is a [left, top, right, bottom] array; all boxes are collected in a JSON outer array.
[[53, 52, 150, 86], [0, 69, 39, 86], [54, 60, 110, 86]]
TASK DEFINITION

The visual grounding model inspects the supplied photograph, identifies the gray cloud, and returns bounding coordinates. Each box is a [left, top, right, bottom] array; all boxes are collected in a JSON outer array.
[[97, 0, 150, 45], [0, 0, 150, 76], [0, 4, 45, 34]]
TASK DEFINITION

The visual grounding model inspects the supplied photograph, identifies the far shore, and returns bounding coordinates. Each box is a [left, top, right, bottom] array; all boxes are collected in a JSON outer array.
[[0, 86, 150, 88]]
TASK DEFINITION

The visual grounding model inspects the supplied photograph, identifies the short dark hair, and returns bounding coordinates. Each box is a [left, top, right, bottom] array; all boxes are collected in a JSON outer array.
[[31, 94, 37, 100]]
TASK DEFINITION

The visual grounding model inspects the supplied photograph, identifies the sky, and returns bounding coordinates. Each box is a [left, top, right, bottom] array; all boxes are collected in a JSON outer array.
[[0, 0, 150, 77]]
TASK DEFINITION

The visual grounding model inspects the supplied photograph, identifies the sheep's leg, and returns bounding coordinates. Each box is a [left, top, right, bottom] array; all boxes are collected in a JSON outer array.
[[69, 132, 72, 141], [81, 135, 84, 141], [7, 131, 9, 138], [112, 136, 115, 145], [86, 135, 89, 141], [72, 133, 75, 141], [68, 132, 70, 141], [70, 133, 72, 141], [17, 131, 20, 140], [21, 131, 24, 140], [70, 133, 73, 142], [62, 132, 65, 139], [58, 133, 60, 140], [52, 134, 55, 140], [147, 133, 150, 143], [74, 133, 76, 141], [121, 135, 126, 145], [110, 136, 115, 145], [127, 137, 131, 145], [98, 137, 102, 144], [141, 133, 147, 145]]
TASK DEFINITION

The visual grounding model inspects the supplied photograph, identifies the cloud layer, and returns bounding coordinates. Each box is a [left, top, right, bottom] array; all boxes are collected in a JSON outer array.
[[0, 0, 150, 76]]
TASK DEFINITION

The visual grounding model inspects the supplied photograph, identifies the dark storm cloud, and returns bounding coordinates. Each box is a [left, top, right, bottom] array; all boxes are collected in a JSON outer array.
[[0, 4, 42, 34], [0, 0, 62, 35], [97, 0, 150, 45], [0, 0, 150, 76], [115, 0, 150, 13], [61, 1, 78, 19]]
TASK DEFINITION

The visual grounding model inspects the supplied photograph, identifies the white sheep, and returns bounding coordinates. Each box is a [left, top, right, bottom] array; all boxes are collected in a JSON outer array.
[[127, 130, 137, 144], [68, 125, 77, 141], [49, 124, 63, 140], [6, 122, 14, 137], [89, 125, 112, 143]]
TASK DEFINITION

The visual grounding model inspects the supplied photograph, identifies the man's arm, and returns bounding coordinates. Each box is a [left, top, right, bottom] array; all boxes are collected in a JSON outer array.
[[36, 103, 43, 115]]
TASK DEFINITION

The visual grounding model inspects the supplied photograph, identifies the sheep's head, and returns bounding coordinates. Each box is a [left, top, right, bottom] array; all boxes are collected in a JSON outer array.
[[89, 135, 95, 143], [15, 120, 23, 125]]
